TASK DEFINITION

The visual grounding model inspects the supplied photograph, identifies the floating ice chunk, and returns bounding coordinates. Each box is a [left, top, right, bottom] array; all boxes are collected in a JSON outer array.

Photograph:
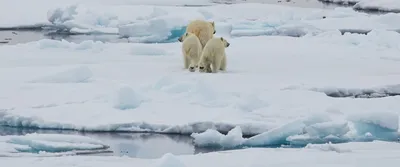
[[114, 87, 143, 110], [47, 5, 120, 34], [191, 126, 245, 149], [156, 153, 186, 167], [304, 121, 350, 138], [243, 120, 306, 146], [287, 134, 350, 146], [47, 5, 78, 26], [348, 111, 399, 131], [30, 66, 93, 83], [118, 8, 188, 43], [191, 129, 225, 147], [2, 133, 109, 154], [348, 112, 400, 141], [219, 126, 245, 148]]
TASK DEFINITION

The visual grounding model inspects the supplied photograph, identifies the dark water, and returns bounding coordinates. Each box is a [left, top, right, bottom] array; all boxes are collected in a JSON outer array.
[[0, 126, 221, 158], [0, 30, 126, 45]]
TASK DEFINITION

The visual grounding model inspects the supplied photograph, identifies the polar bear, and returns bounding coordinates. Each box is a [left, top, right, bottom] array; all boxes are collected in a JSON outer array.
[[178, 32, 203, 72], [183, 19, 216, 49], [198, 37, 230, 73]]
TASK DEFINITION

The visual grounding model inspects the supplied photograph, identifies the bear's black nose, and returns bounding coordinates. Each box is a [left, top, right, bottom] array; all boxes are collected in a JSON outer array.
[[189, 67, 194, 69], [227, 43, 230, 47], [199, 66, 204, 69]]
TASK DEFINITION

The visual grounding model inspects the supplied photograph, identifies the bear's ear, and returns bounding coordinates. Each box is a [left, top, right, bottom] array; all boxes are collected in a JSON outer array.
[[220, 37, 223, 41], [210, 21, 215, 27]]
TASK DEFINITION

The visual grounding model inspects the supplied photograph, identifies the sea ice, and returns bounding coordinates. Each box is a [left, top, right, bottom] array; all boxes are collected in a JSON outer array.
[[3, 141, 400, 166], [354, 0, 400, 13], [319, 0, 360, 5], [0, 133, 109, 156], [29, 66, 93, 83], [114, 86, 144, 110]]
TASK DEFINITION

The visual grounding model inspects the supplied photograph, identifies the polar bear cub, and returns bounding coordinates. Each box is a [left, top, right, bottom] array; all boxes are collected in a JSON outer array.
[[198, 37, 230, 73], [178, 32, 203, 72], [184, 19, 216, 49]]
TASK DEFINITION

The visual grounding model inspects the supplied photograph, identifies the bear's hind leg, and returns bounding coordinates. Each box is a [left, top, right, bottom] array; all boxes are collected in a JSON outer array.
[[206, 63, 212, 73], [211, 60, 221, 73], [219, 55, 226, 71]]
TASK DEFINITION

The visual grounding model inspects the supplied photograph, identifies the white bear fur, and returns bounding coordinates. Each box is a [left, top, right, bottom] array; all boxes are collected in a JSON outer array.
[[198, 37, 230, 73], [184, 19, 215, 49], [179, 32, 203, 72]]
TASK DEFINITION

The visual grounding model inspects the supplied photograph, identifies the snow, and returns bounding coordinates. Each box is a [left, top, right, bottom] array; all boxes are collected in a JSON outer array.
[[0, 133, 109, 157], [320, 0, 400, 13], [156, 153, 186, 167], [1, 0, 400, 165], [3, 141, 400, 166], [114, 86, 144, 110], [354, 0, 400, 13], [3, 1, 400, 42], [1, 27, 400, 138], [30, 66, 93, 83]]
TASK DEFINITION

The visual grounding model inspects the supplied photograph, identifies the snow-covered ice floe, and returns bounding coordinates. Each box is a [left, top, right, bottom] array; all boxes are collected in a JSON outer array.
[[1, 27, 400, 146], [41, 4, 400, 42], [3, 1, 400, 42], [319, 0, 360, 5], [191, 111, 400, 148], [321, 0, 400, 13], [353, 0, 400, 13], [1, 0, 400, 149], [3, 141, 400, 166], [0, 133, 110, 157]]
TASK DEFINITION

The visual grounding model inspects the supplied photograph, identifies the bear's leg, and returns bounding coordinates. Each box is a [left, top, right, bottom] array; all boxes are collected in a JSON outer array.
[[219, 55, 226, 71], [206, 63, 212, 73], [188, 58, 197, 72], [184, 55, 189, 69], [211, 60, 221, 73]]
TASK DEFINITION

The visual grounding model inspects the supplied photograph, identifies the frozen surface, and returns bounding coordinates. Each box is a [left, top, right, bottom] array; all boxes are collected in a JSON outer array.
[[1, 1, 400, 149], [3, 1, 400, 42], [2, 141, 400, 166], [1, 28, 400, 140], [43, 4, 400, 42], [191, 112, 399, 148], [319, 0, 360, 5], [321, 0, 400, 13], [354, 0, 400, 13], [0, 133, 109, 157]]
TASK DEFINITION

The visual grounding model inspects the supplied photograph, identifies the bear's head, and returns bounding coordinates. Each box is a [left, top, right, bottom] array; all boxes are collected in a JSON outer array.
[[220, 37, 230, 48], [178, 32, 192, 42], [210, 21, 216, 34]]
